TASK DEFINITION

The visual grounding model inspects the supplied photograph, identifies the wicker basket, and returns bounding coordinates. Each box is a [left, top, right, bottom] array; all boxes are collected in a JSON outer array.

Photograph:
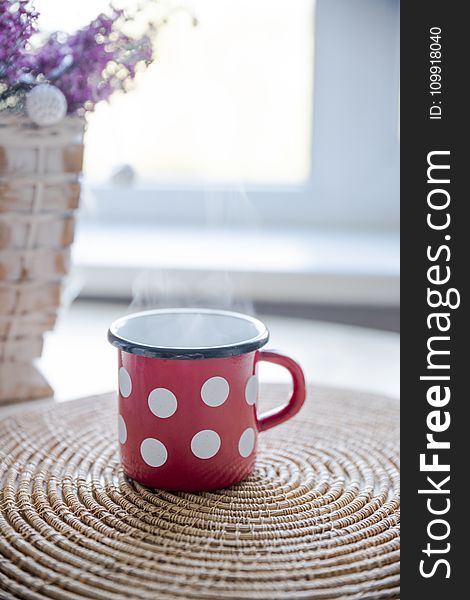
[[0, 114, 85, 403]]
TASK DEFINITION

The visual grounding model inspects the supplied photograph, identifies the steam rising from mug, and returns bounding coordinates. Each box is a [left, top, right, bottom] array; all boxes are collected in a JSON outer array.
[[129, 185, 259, 328]]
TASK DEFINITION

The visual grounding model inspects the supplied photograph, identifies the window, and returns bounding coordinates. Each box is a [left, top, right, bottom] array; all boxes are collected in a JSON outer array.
[[37, 0, 314, 185], [37, 0, 400, 233]]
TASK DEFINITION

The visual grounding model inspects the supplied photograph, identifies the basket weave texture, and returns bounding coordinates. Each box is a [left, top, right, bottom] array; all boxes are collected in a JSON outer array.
[[0, 114, 85, 403], [0, 384, 400, 599]]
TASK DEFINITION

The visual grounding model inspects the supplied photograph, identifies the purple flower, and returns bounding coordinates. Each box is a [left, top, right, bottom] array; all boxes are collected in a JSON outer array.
[[0, 0, 38, 84], [1, 3, 157, 114], [28, 10, 154, 114]]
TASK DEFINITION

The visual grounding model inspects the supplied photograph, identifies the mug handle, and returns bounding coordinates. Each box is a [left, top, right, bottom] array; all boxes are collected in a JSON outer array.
[[255, 350, 306, 432]]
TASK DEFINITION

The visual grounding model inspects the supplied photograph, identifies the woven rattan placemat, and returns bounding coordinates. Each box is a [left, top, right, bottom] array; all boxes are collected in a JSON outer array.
[[0, 385, 399, 600]]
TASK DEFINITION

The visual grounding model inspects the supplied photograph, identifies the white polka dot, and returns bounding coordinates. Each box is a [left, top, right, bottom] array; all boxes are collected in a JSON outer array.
[[118, 415, 127, 444], [191, 430, 221, 459], [201, 376, 229, 407], [148, 388, 178, 418], [245, 375, 258, 406], [140, 438, 168, 467], [238, 427, 255, 458], [119, 367, 132, 398]]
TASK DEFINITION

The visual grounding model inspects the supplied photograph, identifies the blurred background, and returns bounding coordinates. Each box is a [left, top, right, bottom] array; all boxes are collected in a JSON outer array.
[[35, 0, 400, 401]]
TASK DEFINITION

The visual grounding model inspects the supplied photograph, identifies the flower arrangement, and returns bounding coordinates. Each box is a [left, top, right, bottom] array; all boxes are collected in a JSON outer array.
[[0, 1, 188, 402], [0, 0, 167, 123]]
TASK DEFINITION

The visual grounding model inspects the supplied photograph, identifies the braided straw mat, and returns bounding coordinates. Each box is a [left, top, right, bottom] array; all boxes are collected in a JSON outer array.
[[0, 385, 400, 600]]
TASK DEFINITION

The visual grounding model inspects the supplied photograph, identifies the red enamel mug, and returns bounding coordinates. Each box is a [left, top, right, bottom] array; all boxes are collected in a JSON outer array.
[[108, 308, 306, 491]]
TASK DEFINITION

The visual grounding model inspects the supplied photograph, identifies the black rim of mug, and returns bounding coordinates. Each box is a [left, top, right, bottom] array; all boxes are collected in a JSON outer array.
[[107, 308, 269, 360]]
